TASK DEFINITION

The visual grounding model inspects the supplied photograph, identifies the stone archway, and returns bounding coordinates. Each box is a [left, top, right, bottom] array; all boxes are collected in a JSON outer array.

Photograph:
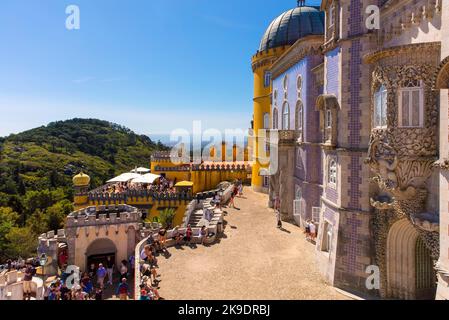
[[386, 219, 436, 300], [85, 238, 117, 270], [435, 56, 449, 89]]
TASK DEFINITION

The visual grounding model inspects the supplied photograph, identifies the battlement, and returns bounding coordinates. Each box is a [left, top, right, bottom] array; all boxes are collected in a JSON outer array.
[[66, 204, 142, 228], [191, 163, 251, 172], [154, 165, 191, 172], [151, 151, 189, 163], [38, 229, 65, 250], [88, 190, 193, 203]]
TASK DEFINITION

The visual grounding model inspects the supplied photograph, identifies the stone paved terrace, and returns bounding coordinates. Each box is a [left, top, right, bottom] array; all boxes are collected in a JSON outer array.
[[157, 188, 348, 300]]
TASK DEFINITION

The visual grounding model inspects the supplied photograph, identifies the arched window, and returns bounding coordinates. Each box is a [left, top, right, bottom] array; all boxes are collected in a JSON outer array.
[[328, 159, 337, 186], [297, 75, 303, 98], [374, 84, 387, 128], [273, 108, 279, 129], [263, 113, 270, 129], [296, 101, 303, 131], [283, 75, 289, 92], [282, 102, 290, 130]]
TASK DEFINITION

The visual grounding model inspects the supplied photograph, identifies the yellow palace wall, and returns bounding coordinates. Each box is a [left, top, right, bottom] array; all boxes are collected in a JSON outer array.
[[251, 47, 288, 191]]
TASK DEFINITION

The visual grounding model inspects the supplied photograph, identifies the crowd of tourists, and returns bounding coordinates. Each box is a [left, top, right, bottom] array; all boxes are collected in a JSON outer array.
[[35, 255, 136, 301], [0, 258, 39, 273], [98, 176, 175, 195]]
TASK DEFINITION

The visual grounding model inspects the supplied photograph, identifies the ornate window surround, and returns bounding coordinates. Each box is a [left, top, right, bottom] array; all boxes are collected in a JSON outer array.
[[316, 94, 339, 148], [263, 112, 270, 130], [282, 102, 290, 130], [296, 100, 304, 143], [273, 108, 279, 129], [374, 84, 388, 129], [327, 157, 338, 188], [397, 80, 424, 128]]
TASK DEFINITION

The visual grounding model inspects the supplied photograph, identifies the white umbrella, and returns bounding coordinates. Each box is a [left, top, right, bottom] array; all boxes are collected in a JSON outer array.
[[131, 173, 161, 184], [131, 167, 151, 174], [107, 172, 141, 183]]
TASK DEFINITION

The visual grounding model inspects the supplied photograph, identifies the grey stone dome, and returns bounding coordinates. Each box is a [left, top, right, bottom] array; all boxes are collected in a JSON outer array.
[[259, 6, 325, 52]]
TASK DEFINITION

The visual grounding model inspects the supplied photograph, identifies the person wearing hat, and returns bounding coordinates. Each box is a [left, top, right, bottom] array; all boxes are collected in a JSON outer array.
[[116, 278, 130, 300]]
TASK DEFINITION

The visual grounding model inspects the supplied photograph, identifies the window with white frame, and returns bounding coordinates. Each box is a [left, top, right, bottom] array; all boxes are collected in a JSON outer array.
[[296, 101, 303, 131], [328, 159, 337, 186], [325, 109, 332, 128], [264, 71, 272, 88], [263, 113, 270, 129], [398, 79, 424, 128], [282, 102, 290, 130], [273, 108, 279, 129], [374, 84, 388, 128]]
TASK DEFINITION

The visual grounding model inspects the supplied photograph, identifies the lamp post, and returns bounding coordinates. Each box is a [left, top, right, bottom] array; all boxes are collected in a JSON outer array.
[[39, 253, 48, 288]]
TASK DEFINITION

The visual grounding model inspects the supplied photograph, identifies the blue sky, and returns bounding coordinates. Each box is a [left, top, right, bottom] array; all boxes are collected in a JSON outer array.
[[0, 0, 321, 137]]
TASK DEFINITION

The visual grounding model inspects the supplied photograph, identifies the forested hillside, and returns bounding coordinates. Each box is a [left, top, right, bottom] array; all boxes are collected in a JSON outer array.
[[0, 118, 168, 261]]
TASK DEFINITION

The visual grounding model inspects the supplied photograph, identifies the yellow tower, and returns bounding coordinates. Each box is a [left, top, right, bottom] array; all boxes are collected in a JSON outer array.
[[251, 44, 289, 192], [251, 4, 321, 192], [73, 172, 90, 210]]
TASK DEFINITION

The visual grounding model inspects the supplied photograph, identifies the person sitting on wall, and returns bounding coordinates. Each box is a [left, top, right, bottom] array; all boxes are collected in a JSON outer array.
[[199, 226, 208, 245], [158, 228, 168, 251], [23, 259, 36, 300], [172, 227, 184, 246], [146, 231, 161, 253]]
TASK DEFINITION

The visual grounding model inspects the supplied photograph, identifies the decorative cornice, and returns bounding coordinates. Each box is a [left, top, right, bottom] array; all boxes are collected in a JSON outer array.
[[251, 46, 290, 72], [271, 35, 324, 79], [364, 42, 441, 64]]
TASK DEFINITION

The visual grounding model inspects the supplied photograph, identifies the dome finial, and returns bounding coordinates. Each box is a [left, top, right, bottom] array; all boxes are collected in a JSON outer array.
[[297, 0, 306, 7]]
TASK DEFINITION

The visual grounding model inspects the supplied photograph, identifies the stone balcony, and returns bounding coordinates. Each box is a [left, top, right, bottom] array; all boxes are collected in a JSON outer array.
[[265, 130, 298, 147]]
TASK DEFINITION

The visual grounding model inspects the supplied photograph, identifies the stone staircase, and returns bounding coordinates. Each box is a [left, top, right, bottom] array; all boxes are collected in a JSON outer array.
[[188, 209, 206, 226], [188, 198, 224, 228]]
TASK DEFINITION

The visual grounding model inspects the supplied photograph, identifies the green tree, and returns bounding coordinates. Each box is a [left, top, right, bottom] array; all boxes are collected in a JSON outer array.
[[158, 208, 176, 229], [5, 227, 38, 260], [44, 200, 73, 232], [0, 207, 19, 259], [25, 209, 48, 236]]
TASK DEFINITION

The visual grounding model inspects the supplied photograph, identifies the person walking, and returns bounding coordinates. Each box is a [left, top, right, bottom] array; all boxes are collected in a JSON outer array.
[[120, 260, 128, 281], [106, 256, 114, 286], [274, 195, 282, 229], [185, 224, 193, 247], [116, 278, 130, 300], [96, 263, 107, 289]]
